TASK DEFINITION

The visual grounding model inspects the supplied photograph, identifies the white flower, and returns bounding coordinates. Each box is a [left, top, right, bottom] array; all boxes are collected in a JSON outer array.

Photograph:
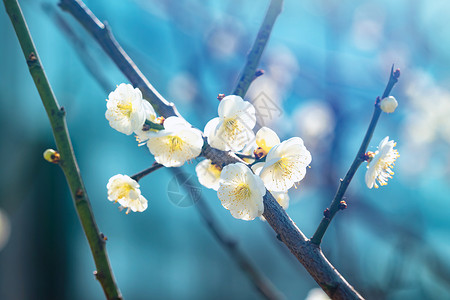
[[256, 127, 280, 153], [254, 126, 281, 158], [271, 191, 290, 210], [106, 83, 156, 135], [107, 174, 148, 214], [218, 163, 266, 220], [305, 288, 330, 300], [147, 117, 204, 167], [380, 96, 398, 113], [251, 162, 289, 214], [365, 136, 399, 189], [195, 159, 222, 191], [259, 137, 312, 192], [204, 95, 256, 151]]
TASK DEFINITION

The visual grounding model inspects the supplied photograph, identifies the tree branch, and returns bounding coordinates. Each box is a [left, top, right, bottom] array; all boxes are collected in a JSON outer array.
[[58, 0, 181, 119], [60, 0, 364, 298], [232, 0, 283, 97], [130, 162, 164, 182], [310, 66, 400, 246], [2, 0, 122, 299]]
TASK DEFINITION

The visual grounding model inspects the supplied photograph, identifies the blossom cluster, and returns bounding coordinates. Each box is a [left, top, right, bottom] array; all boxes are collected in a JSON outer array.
[[103, 84, 399, 218], [105, 84, 203, 213], [198, 95, 312, 220]]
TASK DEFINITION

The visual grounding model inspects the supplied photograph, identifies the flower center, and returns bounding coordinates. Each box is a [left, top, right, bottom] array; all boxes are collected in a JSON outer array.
[[116, 102, 133, 117], [224, 118, 240, 134], [207, 163, 222, 177], [169, 136, 184, 151], [274, 157, 292, 175], [117, 183, 133, 199], [234, 184, 251, 200]]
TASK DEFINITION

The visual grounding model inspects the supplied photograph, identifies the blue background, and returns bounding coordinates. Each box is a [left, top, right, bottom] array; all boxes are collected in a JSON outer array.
[[1, 0, 450, 299]]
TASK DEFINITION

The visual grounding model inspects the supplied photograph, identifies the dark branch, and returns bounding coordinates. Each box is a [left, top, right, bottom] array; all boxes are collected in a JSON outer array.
[[310, 66, 400, 246], [232, 0, 283, 97]]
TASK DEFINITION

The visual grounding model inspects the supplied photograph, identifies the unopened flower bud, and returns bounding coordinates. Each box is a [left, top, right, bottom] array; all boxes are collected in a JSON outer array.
[[380, 96, 398, 113], [43, 149, 60, 163]]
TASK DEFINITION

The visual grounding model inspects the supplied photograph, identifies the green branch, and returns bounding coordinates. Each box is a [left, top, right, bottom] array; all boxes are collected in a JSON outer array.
[[2, 1, 122, 299], [232, 0, 283, 97], [310, 66, 400, 246], [60, 0, 365, 298]]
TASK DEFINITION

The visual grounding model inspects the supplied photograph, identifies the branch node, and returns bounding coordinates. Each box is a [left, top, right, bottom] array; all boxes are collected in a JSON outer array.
[[255, 69, 265, 78], [338, 200, 347, 210], [217, 93, 225, 101], [323, 208, 331, 219], [59, 106, 66, 116], [100, 232, 108, 241]]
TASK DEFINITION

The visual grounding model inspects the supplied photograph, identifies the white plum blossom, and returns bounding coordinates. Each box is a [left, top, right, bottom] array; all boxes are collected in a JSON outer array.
[[255, 127, 280, 153], [251, 162, 290, 216], [147, 117, 204, 167], [365, 136, 399, 189], [305, 288, 330, 300], [195, 159, 222, 191], [271, 191, 290, 210], [259, 137, 312, 192], [218, 163, 266, 221], [107, 174, 148, 214], [254, 126, 281, 158], [106, 83, 154, 135], [380, 96, 398, 113], [204, 95, 256, 151]]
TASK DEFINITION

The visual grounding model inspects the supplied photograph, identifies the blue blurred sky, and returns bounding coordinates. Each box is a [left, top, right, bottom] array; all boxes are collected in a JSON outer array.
[[1, 0, 450, 299]]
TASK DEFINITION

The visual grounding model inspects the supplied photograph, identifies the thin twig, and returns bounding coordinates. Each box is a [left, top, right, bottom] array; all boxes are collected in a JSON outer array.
[[60, 1, 365, 298], [310, 66, 400, 246], [2, 1, 122, 299], [232, 0, 283, 97], [130, 163, 164, 182]]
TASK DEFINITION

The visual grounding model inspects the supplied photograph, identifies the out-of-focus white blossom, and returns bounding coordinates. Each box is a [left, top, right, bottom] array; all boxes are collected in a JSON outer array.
[[204, 95, 256, 152], [380, 96, 398, 113], [106, 83, 154, 135], [218, 163, 266, 221], [365, 137, 399, 189], [259, 137, 312, 192], [0, 208, 11, 251], [107, 174, 148, 214], [305, 288, 330, 300], [147, 117, 203, 167], [195, 159, 222, 191]]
